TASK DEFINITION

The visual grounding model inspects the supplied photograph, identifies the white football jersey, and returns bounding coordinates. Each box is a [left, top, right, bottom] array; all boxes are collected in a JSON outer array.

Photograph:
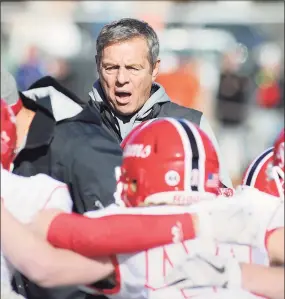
[[148, 286, 264, 299], [235, 185, 284, 231], [1, 168, 72, 222], [83, 238, 268, 299], [1, 168, 73, 286], [81, 194, 276, 299]]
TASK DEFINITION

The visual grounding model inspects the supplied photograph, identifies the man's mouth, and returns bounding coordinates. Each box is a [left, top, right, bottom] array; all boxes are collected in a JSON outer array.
[[115, 91, 132, 104]]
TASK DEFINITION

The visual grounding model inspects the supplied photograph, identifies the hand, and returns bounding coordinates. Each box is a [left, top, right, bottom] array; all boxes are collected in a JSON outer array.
[[196, 195, 284, 249], [165, 253, 242, 290]]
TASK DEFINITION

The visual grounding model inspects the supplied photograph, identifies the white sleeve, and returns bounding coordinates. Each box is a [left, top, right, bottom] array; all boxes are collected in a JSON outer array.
[[200, 115, 233, 188], [84, 205, 198, 219], [43, 185, 73, 213], [1, 253, 13, 287]]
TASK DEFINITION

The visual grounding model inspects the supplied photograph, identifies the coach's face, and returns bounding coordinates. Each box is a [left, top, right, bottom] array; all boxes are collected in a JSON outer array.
[[97, 37, 160, 116]]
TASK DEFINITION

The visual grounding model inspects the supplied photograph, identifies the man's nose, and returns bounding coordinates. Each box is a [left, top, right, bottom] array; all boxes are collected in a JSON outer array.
[[116, 68, 130, 85]]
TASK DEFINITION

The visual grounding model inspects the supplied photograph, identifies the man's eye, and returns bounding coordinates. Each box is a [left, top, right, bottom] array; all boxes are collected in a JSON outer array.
[[127, 67, 139, 71], [106, 66, 117, 71]]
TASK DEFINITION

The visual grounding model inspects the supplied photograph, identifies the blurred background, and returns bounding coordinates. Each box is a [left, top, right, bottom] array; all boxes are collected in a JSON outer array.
[[1, 0, 284, 186]]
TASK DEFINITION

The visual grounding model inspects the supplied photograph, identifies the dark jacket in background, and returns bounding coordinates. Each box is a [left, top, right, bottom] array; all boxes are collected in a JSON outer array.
[[216, 71, 248, 126], [12, 77, 122, 299]]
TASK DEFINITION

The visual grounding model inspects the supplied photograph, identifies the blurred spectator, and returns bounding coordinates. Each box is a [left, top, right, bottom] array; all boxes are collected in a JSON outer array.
[[156, 57, 201, 110], [215, 50, 249, 185], [216, 51, 249, 127], [256, 67, 282, 109], [245, 42, 284, 166], [56, 57, 98, 102], [278, 72, 284, 110], [15, 45, 46, 91]]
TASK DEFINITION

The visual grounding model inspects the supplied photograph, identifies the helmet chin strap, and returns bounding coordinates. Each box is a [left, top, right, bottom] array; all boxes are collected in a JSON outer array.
[[144, 191, 217, 207], [271, 166, 284, 200]]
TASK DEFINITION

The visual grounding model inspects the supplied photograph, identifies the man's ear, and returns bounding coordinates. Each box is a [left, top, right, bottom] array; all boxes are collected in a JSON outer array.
[[152, 59, 161, 82]]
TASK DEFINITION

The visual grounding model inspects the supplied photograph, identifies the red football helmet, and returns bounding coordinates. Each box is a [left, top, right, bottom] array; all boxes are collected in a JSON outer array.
[[1, 99, 17, 170], [114, 120, 156, 186], [242, 129, 284, 199], [117, 118, 220, 207]]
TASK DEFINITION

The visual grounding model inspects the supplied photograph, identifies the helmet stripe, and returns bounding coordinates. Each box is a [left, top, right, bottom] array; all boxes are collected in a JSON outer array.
[[165, 118, 192, 191], [244, 147, 274, 186], [182, 120, 206, 192], [178, 120, 199, 191]]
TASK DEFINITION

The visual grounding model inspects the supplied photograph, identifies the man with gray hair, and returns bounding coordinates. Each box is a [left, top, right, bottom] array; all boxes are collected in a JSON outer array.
[[89, 18, 232, 188]]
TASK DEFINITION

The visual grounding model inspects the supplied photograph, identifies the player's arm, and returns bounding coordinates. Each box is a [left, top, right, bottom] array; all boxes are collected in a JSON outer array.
[[30, 206, 199, 257], [1, 203, 114, 288], [266, 228, 284, 265], [241, 263, 284, 299], [30, 199, 283, 259]]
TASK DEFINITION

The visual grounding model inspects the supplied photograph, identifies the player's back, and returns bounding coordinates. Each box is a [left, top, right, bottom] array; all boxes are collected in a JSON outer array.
[[1, 168, 73, 288], [1, 168, 72, 222]]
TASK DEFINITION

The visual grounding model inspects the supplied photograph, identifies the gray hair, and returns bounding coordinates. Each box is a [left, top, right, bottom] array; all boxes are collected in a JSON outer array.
[[96, 18, 160, 67]]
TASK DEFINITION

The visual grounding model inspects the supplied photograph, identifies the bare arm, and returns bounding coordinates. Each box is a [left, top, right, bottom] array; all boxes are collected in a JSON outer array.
[[241, 263, 284, 299], [266, 228, 284, 265], [1, 204, 114, 288]]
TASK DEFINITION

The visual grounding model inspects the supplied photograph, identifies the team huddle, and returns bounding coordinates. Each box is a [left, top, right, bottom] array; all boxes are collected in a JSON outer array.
[[1, 97, 284, 299]]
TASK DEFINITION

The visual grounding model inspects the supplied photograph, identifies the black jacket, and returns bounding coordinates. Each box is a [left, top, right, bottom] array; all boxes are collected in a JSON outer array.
[[14, 76, 122, 212], [12, 77, 122, 299], [90, 98, 203, 144]]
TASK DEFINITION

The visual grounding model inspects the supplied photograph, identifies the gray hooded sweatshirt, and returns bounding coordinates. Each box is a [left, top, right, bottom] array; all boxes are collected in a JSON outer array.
[[89, 80, 232, 188]]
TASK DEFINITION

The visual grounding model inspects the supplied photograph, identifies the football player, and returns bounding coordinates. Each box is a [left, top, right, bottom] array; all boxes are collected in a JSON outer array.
[[242, 129, 284, 201], [165, 128, 284, 299], [29, 118, 283, 299], [3, 99, 222, 298], [4, 99, 220, 299]]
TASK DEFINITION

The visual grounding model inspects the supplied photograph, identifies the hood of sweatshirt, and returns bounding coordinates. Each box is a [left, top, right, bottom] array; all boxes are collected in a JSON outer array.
[[89, 80, 171, 138]]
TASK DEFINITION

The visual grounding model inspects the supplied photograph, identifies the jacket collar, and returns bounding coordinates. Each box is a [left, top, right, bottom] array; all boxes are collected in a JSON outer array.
[[22, 94, 101, 150], [25, 101, 55, 149], [88, 80, 170, 139], [65, 104, 101, 125]]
